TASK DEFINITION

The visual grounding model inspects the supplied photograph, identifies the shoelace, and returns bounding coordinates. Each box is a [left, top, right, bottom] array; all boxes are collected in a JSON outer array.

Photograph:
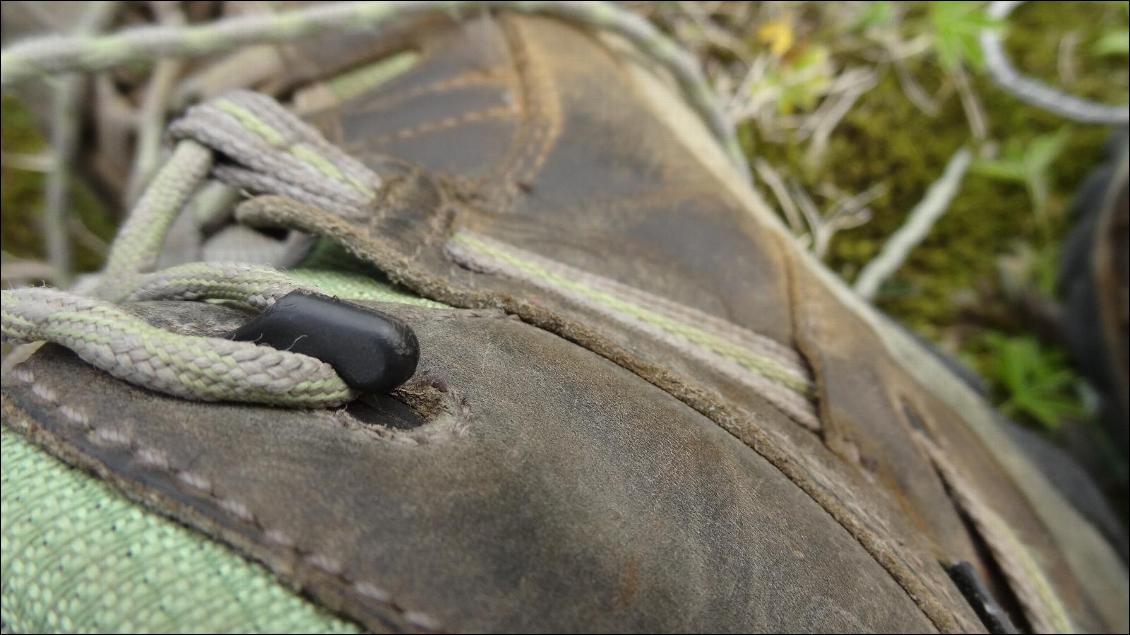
[[2, 279, 354, 407], [0, 1, 748, 407], [0, 91, 386, 406], [0, 7, 1090, 633], [6, 0, 1117, 407]]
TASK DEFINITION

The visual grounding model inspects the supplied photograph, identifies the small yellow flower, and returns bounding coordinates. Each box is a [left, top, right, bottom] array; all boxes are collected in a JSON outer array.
[[758, 18, 795, 58]]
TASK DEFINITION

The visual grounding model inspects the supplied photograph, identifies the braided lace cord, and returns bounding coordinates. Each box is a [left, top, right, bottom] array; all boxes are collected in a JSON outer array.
[[0, 2, 753, 406], [0, 8, 1098, 632], [0, 91, 383, 407], [168, 91, 380, 220], [1, 286, 353, 406], [0, 0, 754, 404]]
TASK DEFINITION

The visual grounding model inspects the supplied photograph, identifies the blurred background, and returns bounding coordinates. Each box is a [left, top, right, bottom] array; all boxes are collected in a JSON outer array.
[[2, 1, 1128, 521]]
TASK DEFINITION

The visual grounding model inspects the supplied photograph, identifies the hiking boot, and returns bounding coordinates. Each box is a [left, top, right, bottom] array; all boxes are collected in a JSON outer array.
[[2, 6, 1127, 633], [1057, 128, 1130, 548]]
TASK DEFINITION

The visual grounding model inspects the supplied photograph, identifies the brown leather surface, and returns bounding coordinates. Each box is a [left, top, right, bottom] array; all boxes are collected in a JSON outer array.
[[299, 13, 1116, 630], [3, 10, 1126, 634], [3, 302, 936, 633], [788, 258, 1111, 631]]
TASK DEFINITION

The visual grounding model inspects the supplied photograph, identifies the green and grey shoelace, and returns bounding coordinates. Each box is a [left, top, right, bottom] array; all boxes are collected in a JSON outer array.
[[1, 0, 745, 408]]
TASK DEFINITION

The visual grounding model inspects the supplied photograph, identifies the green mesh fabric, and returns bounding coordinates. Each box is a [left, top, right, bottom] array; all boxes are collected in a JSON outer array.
[[1, 241, 445, 632], [292, 239, 448, 308], [0, 426, 361, 634], [290, 267, 447, 308]]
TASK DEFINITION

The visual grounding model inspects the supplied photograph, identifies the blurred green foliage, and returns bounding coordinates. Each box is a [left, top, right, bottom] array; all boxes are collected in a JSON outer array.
[[1, 95, 116, 273], [975, 332, 1087, 430], [740, 1, 1127, 431], [927, 0, 1002, 70], [2, 1, 1128, 437], [971, 128, 1070, 219]]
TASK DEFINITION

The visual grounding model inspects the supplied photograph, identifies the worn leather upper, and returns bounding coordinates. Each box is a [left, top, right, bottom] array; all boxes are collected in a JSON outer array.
[[2, 11, 1127, 634]]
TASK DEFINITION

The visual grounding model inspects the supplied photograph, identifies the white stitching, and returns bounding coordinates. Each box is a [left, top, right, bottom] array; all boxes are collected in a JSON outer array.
[[176, 470, 213, 493], [10, 365, 443, 631], [135, 446, 170, 470], [306, 553, 344, 576], [352, 580, 391, 603], [90, 426, 132, 448], [218, 497, 256, 524], [264, 528, 297, 549], [59, 404, 90, 428], [31, 382, 58, 404]]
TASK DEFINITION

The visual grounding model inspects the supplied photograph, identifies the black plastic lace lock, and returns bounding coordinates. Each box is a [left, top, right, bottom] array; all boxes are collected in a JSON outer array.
[[231, 291, 419, 394]]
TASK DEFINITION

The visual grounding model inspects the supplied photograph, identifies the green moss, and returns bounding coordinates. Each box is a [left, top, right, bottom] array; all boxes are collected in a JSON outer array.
[[740, 1, 1127, 428], [1, 95, 116, 276], [1004, 1, 1129, 104], [1, 95, 48, 262]]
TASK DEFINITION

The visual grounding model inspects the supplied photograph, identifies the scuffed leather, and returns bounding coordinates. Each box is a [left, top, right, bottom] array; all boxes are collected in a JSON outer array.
[[3, 302, 935, 633], [3, 9, 1126, 634]]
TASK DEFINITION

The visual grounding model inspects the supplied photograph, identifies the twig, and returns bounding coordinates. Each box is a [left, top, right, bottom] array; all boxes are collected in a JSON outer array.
[[894, 67, 938, 115], [893, 56, 940, 116], [0, 259, 57, 283], [803, 181, 883, 259], [68, 216, 109, 257], [672, 1, 750, 62], [92, 74, 137, 195], [43, 1, 120, 287], [874, 24, 940, 116], [753, 159, 805, 235], [825, 182, 884, 230], [0, 151, 56, 172], [981, 0, 1127, 124], [0, 0, 747, 174], [1056, 31, 1079, 87], [725, 56, 771, 121], [44, 73, 82, 288], [952, 63, 988, 141], [791, 182, 827, 256], [854, 147, 973, 300], [126, 1, 187, 204], [171, 46, 284, 107], [805, 69, 878, 163]]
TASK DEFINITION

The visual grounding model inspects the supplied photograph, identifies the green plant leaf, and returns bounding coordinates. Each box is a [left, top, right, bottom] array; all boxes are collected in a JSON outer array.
[[1093, 29, 1130, 56], [853, 1, 894, 32], [981, 333, 1086, 429], [928, 1, 1004, 70], [971, 157, 1027, 182], [971, 129, 1069, 215]]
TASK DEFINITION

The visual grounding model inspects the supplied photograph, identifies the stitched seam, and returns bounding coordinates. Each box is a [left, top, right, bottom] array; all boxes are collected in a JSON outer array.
[[348, 70, 509, 116], [232, 169, 964, 629], [509, 19, 561, 184], [8, 366, 442, 633], [424, 235, 964, 631], [493, 15, 535, 189], [914, 428, 1075, 634], [495, 17, 562, 187], [372, 104, 516, 144]]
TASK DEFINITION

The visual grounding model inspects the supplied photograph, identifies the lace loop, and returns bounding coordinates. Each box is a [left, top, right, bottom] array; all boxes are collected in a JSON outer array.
[[1, 91, 394, 407]]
